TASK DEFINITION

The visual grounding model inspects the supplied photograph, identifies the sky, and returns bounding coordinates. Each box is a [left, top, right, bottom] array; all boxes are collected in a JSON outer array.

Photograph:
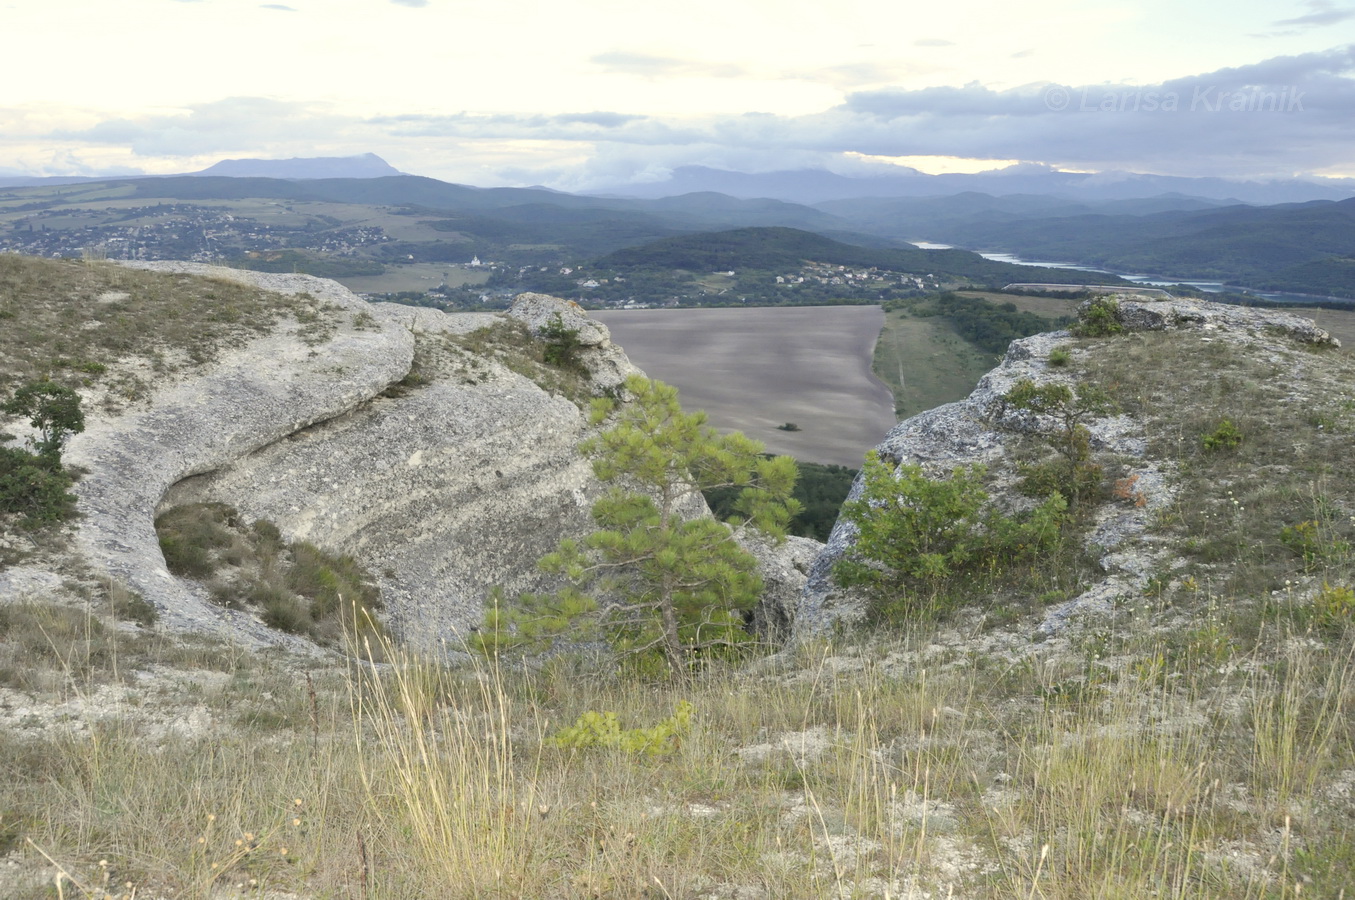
[[2, 0, 1354, 189]]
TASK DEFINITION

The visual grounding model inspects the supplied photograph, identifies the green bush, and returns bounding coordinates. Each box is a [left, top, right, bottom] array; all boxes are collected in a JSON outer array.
[[538, 313, 585, 372], [834, 452, 1066, 620], [545, 701, 693, 756], [1070, 297, 1124, 337], [1202, 418, 1243, 452], [1312, 583, 1354, 634], [0, 379, 85, 528], [0, 445, 77, 528], [1048, 346, 1071, 367], [1005, 378, 1114, 507]]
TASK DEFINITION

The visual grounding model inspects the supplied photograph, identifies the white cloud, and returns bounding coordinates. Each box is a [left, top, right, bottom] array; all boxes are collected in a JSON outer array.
[[17, 44, 1355, 185]]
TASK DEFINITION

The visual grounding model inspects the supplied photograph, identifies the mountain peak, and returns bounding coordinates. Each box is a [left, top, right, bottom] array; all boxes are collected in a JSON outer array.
[[192, 153, 404, 180]]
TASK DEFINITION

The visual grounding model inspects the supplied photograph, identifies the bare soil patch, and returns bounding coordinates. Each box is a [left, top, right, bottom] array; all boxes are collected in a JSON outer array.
[[594, 306, 895, 466]]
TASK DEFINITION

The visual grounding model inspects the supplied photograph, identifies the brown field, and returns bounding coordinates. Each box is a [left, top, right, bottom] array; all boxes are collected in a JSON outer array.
[[594, 306, 896, 467]]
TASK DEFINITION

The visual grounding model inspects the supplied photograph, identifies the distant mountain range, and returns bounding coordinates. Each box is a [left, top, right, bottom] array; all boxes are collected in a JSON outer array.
[[1, 157, 1351, 297], [192, 153, 405, 179], [593, 165, 1355, 206]]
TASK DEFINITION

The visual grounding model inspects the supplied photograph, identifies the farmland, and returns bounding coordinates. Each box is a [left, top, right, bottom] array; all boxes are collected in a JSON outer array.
[[594, 306, 895, 467]]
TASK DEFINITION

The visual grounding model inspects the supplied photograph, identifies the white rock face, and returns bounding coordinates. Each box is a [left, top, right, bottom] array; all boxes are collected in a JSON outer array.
[[163, 301, 611, 651], [43, 265, 805, 652], [506, 292, 642, 394], [64, 264, 413, 647], [795, 295, 1341, 637]]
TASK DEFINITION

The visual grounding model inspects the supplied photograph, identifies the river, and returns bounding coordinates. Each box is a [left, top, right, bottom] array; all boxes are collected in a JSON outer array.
[[911, 242, 1354, 307]]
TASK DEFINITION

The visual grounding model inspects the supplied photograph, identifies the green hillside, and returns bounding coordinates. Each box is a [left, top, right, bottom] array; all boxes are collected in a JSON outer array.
[[598, 226, 1127, 288]]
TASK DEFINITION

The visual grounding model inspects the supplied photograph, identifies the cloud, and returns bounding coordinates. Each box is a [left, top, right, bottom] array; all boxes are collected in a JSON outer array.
[[590, 51, 745, 79], [913, 38, 954, 47], [1274, 0, 1355, 28], [52, 97, 350, 157], [32, 46, 1355, 185], [260, 3, 297, 9], [391, 0, 428, 6]]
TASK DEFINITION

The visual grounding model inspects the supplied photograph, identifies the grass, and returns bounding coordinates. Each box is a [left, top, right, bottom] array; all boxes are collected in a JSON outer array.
[[0, 254, 342, 409], [872, 307, 1001, 418], [445, 318, 594, 406], [153, 502, 386, 652], [0, 604, 1349, 899], [1076, 329, 1355, 601]]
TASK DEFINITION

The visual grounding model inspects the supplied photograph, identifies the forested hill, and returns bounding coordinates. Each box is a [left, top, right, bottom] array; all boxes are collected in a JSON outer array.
[[919, 197, 1355, 296], [597, 227, 1127, 286]]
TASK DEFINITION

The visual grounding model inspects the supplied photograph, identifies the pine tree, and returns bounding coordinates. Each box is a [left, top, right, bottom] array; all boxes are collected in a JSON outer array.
[[476, 376, 799, 677]]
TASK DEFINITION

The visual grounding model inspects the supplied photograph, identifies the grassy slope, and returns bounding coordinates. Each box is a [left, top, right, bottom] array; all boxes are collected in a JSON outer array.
[[872, 311, 1000, 419], [871, 291, 1078, 419]]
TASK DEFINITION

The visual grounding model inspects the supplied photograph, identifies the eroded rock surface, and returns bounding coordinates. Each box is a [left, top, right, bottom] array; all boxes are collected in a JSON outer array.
[[163, 301, 614, 651], [64, 264, 413, 647]]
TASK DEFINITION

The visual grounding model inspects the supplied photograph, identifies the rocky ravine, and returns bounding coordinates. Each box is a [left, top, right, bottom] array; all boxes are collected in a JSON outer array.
[[794, 294, 1342, 639], [2, 266, 817, 651]]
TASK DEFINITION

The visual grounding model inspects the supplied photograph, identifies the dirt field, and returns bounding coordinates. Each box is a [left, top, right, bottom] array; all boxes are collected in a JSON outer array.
[[594, 307, 896, 467]]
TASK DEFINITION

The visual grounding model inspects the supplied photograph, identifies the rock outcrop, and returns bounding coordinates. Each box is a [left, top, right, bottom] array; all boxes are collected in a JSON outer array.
[[162, 300, 618, 651], [23, 263, 803, 652], [795, 294, 1341, 638], [64, 264, 413, 647]]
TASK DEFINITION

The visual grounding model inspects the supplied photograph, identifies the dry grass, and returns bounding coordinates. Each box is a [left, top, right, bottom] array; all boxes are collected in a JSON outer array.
[[0, 255, 339, 406], [0, 592, 1350, 899], [872, 309, 1003, 420], [153, 502, 386, 652]]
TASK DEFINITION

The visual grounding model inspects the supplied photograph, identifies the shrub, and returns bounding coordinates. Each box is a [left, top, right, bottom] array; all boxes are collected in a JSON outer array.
[[1202, 418, 1243, 452], [538, 313, 584, 372], [1312, 583, 1354, 634], [0, 444, 78, 527], [834, 452, 1066, 620], [2, 380, 85, 460], [1047, 346, 1071, 367], [1004, 378, 1114, 507], [1070, 297, 1124, 337], [545, 701, 693, 756], [0, 379, 85, 528]]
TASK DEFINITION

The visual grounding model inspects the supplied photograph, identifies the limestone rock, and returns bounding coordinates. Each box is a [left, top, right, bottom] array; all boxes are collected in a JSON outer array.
[[507, 292, 642, 394], [63, 263, 413, 647], [164, 301, 612, 651], [739, 533, 824, 641]]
